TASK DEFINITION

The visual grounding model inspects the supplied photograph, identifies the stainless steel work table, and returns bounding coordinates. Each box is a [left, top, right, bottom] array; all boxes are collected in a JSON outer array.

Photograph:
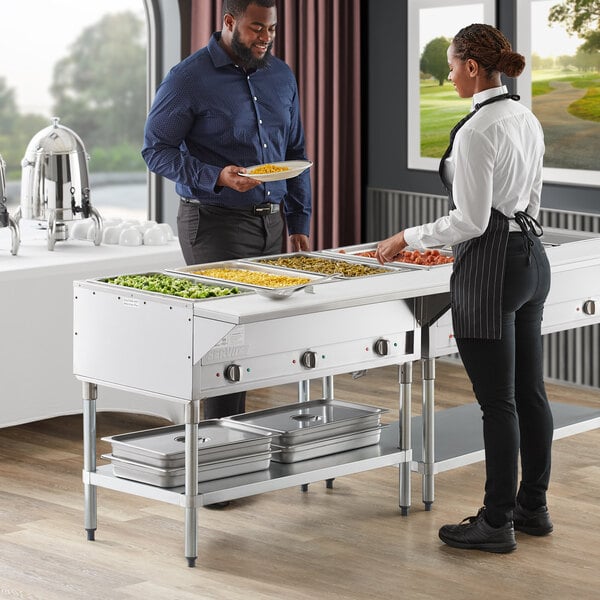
[[412, 228, 600, 508], [74, 266, 449, 566], [74, 228, 600, 566]]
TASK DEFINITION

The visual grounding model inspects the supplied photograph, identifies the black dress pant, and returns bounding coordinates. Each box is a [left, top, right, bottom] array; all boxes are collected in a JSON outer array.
[[177, 201, 284, 419], [455, 233, 553, 527]]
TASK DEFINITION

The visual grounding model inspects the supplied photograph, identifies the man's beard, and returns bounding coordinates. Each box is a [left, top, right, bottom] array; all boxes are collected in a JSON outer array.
[[231, 29, 272, 69]]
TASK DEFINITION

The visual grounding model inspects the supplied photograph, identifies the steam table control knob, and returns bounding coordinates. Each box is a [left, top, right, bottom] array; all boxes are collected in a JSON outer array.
[[582, 300, 596, 316], [300, 350, 317, 369], [224, 364, 242, 382], [374, 338, 390, 356]]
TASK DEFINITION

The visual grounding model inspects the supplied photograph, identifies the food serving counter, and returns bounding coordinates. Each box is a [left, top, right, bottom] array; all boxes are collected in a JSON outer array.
[[309, 230, 600, 508], [417, 229, 600, 508], [0, 222, 184, 428], [73, 228, 600, 566], [74, 257, 447, 566]]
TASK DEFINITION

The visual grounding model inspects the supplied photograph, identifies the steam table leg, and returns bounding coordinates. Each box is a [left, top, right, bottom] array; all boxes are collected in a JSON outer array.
[[82, 381, 97, 541], [184, 400, 200, 567], [298, 381, 311, 492], [322, 376, 335, 488], [399, 362, 412, 515], [298, 377, 336, 491], [421, 358, 435, 510]]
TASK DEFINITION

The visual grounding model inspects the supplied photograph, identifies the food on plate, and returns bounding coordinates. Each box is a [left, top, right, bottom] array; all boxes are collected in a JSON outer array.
[[249, 164, 291, 175], [193, 267, 310, 288], [257, 255, 387, 277], [354, 248, 454, 265], [104, 273, 240, 299]]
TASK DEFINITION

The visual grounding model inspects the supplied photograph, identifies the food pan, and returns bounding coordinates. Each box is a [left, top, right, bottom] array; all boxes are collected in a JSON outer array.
[[102, 420, 273, 469], [271, 426, 383, 463], [166, 260, 326, 291], [244, 252, 396, 278], [103, 451, 272, 488], [224, 399, 387, 446], [97, 272, 252, 300], [322, 243, 454, 269]]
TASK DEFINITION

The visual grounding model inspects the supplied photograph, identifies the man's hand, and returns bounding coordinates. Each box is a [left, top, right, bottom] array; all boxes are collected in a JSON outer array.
[[375, 231, 407, 264], [217, 165, 262, 192], [289, 234, 309, 252]]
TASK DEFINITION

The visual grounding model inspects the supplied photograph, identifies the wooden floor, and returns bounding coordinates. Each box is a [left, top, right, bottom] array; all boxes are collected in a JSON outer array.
[[1, 360, 599, 599]]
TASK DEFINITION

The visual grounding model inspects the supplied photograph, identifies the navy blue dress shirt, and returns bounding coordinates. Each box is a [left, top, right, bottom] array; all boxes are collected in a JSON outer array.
[[142, 32, 311, 236]]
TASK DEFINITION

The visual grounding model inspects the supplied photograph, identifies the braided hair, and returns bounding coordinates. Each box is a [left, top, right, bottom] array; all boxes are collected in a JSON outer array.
[[452, 24, 525, 78]]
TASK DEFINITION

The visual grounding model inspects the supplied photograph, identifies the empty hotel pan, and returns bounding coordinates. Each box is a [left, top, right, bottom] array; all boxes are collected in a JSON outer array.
[[271, 426, 384, 463], [224, 399, 387, 446], [103, 450, 272, 488], [102, 420, 273, 469]]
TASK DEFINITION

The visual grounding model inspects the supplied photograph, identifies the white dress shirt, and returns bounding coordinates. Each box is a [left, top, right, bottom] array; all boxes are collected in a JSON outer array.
[[404, 86, 545, 249]]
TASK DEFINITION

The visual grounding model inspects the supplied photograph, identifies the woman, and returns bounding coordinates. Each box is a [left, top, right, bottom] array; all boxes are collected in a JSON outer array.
[[376, 24, 553, 553]]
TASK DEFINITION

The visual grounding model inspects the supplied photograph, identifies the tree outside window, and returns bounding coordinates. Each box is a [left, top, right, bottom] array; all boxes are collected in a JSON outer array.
[[0, 1, 147, 219], [518, 0, 600, 185]]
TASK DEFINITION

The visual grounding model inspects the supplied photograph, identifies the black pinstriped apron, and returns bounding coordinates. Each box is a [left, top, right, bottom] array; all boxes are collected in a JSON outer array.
[[439, 93, 520, 340], [450, 208, 509, 339]]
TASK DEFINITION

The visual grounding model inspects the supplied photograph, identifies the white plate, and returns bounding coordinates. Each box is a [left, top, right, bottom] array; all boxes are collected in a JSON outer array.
[[238, 160, 312, 182]]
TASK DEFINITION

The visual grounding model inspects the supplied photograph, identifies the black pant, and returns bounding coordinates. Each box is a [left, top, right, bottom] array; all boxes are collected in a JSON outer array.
[[177, 201, 284, 419], [455, 233, 553, 527]]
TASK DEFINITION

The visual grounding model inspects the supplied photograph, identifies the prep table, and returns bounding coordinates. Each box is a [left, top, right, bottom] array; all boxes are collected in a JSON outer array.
[[73, 228, 600, 566]]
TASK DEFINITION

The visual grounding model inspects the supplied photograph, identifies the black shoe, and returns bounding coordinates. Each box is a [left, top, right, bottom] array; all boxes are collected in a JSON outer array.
[[203, 501, 231, 510], [513, 504, 553, 536], [438, 508, 517, 553]]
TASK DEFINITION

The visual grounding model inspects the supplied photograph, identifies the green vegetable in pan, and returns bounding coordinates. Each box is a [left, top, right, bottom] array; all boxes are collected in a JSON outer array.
[[104, 273, 240, 299]]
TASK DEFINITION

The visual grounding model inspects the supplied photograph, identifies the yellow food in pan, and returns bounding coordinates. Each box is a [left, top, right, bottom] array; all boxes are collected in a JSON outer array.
[[250, 164, 291, 175], [192, 268, 310, 288]]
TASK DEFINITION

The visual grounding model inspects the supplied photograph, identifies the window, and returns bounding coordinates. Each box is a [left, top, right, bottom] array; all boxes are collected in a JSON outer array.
[[407, 0, 496, 171], [0, 0, 148, 221], [517, 0, 600, 187]]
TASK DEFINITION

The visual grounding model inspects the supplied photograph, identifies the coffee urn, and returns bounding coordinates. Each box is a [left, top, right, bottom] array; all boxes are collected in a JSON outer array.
[[15, 117, 102, 250], [0, 153, 20, 255]]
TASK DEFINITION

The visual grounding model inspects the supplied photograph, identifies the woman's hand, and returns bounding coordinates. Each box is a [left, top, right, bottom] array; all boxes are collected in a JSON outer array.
[[375, 231, 407, 264]]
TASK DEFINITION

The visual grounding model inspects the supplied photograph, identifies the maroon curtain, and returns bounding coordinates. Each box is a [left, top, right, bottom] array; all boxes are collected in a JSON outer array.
[[190, 0, 362, 250]]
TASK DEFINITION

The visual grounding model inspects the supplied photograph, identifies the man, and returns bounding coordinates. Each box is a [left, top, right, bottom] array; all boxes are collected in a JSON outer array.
[[142, 0, 312, 419]]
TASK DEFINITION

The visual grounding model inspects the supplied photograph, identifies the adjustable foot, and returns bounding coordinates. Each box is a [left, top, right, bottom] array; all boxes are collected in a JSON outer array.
[[300, 483, 309, 492], [424, 501, 433, 511], [86, 529, 96, 541], [187, 557, 197, 568], [400, 506, 409, 516], [325, 478, 334, 489]]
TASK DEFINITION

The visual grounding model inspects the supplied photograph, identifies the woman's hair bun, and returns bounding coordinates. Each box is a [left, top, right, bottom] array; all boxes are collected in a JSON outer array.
[[496, 49, 526, 78]]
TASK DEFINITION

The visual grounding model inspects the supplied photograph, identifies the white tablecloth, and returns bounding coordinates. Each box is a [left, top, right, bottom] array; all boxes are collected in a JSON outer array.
[[0, 222, 185, 427]]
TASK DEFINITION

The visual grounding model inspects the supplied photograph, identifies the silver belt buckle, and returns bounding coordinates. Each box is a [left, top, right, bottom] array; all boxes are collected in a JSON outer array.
[[253, 203, 277, 216]]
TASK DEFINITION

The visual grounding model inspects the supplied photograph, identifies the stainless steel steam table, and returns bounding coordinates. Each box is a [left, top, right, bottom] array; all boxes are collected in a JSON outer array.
[[411, 228, 600, 508], [74, 267, 451, 566], [74, 227, 600, 566]]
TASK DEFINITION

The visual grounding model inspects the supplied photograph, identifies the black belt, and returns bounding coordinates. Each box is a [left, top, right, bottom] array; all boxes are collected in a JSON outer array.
[[180, 197, 280, 216]]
